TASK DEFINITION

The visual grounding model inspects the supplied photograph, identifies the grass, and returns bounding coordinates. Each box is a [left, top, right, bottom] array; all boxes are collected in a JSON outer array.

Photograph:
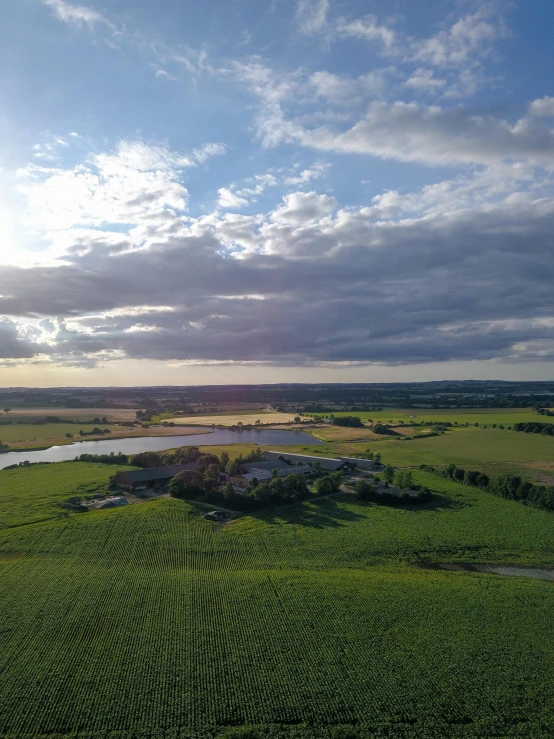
[[0, 461, 553, 737], [0, 462, 132, 528], [0, 423, 120, 449], [327, 408, 551, 426], [274, 426, 554, 472], [0, 407, 136, 421]]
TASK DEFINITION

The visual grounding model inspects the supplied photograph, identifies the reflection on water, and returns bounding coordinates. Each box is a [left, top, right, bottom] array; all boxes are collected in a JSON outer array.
[[0, 427, 322, 470]]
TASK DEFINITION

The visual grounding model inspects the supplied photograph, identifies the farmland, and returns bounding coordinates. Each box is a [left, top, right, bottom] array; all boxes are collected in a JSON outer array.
[[1, 460, 554, 738]]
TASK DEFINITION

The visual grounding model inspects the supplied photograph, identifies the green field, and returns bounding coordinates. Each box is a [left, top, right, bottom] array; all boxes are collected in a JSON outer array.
[[1, 462, 554, 738], [326, 408, 552, 426], [0, 423, 118, 450], [0, 462, 130, 528]]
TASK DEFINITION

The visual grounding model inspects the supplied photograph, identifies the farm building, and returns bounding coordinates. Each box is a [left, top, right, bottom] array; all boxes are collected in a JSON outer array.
[[242, 460, 313, 476], [338, 457, 379, 470], [114, 464, 200, 492], [263, 452, 354, 472]]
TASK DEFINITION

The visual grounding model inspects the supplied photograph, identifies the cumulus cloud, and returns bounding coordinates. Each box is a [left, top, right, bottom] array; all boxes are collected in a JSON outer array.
[[529, 97, 554, 118], [3, 140, 554, 368], [293, 101, 554, 167], [217, 188, 249, 209], [14, 140, 226, 251]]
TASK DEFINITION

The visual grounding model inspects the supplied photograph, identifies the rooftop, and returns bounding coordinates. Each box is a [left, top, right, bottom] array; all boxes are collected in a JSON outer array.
[[114, 464, 199, 484]]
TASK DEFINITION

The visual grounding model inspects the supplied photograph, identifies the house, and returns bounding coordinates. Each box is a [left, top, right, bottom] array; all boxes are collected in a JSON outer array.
[[114, 463, 200, 492], [263, 452, 354, 472], [230, 476, 249, 492]]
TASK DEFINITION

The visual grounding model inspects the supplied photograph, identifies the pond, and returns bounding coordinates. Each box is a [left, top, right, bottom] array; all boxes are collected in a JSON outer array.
[[0, 428, 322, 470]]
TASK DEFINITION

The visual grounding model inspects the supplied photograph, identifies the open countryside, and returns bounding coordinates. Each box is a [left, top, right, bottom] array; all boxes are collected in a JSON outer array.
[[2, 382, 554, 738]]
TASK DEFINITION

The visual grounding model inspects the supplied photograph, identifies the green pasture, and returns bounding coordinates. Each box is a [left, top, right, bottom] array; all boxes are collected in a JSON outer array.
[[0, 422, 118, 449], [0, 462, 554, 737], [277, 426, 554, 471]]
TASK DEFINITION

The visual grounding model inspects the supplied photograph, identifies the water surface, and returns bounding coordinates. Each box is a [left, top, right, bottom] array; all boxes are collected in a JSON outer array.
[[0, 428, 321, 470]]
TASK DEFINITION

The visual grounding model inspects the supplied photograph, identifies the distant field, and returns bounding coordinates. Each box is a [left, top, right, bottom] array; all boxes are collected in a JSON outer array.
[[168, 412, 298, 426], [328, 408, 551, 426], [0, 407, 137, 421], [0, 463, 553, 737], [0, 422, 210, 451], [268, 426, 554, 473]]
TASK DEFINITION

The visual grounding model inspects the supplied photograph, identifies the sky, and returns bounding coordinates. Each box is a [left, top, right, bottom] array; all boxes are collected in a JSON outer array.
[[1, 0, 554, 386]]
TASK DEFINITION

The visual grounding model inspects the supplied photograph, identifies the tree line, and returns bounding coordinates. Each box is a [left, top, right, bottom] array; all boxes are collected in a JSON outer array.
[[421, 463, 554, 512], [513, 421, 554, 435]]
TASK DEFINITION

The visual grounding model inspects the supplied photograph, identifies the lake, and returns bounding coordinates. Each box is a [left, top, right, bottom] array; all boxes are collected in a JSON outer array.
[[0, 428, 322, 470]]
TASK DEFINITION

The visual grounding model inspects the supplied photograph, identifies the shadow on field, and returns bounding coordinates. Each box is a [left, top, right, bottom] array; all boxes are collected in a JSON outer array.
[[260, 497, 366, 529], [349, 493, 472, 514]]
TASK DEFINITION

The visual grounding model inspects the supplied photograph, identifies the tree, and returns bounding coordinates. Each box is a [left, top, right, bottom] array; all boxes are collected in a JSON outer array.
[[170, 470, 204, 500], [313, 472, 341, 496], [311, 460, 323, 478], [220, 451, 229, 469], [356, 479, 376, 501], [294, 416, 301, 423], [3, 408, 11, 414], [203, 463, 221, 490], [383, 465, 395, 484], [131, 451, 164, 468], [375, 452, 382, 464]]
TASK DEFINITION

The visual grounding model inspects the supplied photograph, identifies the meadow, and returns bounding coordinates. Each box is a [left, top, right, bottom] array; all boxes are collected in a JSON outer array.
[[0, 461, 553, 738], [327, 407, 553, 426], [0, 407, 137, 421]]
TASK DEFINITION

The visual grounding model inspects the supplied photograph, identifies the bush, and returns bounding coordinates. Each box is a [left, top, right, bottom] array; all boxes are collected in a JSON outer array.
[[332, 416, 364, 428], [371, 424, 399, 436]]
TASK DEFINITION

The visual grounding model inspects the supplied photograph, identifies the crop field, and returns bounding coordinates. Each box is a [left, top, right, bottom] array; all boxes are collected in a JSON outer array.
[[0, 462, 131, 528], [0, 462, 554, 738]]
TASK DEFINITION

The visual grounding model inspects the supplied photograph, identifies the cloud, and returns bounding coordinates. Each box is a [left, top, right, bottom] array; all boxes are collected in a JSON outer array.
[[336, 14, 396, 49], [529, 97, 554, 118], [296, 0, 330, 35], [292, 100, 554, 167], [3, 127, 554, 369], [14, 139, 226, 248], [3, 186, 554, 366], [404, 68, 446, 91], [217, 188, 249, 209], [41, 0, 115, 31]]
